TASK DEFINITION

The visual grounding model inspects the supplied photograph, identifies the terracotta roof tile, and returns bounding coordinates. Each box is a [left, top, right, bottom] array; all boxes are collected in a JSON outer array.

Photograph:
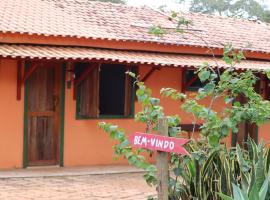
[[0, 0, 270, 53], [1, 44, 269, 70]]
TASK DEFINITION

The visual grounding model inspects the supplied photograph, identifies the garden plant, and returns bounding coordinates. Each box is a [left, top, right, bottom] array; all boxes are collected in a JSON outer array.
[[99, 12, 270, 200]]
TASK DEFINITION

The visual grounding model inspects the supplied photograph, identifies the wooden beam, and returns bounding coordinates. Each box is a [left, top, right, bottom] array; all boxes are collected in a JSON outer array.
[[17, 60, 22, 100], [141, 67, 160, 82], [157, 118, 169, 200], [21, 63, 38, 84]]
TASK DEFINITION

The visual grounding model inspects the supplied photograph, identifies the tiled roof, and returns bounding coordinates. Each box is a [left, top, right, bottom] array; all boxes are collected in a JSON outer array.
[[1, 44, 269, 70], [0, 0, 270, 54]]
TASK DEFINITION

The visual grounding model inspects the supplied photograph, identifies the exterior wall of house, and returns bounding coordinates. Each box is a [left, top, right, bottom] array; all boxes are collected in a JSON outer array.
[[63, 65, 184, 166], [0, 59, 24, 169], [0, 58, 267, 169], [258, 124, 270, 146], [63, 65, 231, 167]]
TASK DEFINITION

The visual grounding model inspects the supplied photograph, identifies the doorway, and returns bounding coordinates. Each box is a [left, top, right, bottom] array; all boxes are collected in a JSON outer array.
[[24, 62, 64, 167]]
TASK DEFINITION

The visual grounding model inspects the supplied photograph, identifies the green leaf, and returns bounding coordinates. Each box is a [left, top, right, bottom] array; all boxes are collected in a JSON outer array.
[[267, 71, 270, 80], [249, 184, 260, 200], [225, 97, 234, 104], [148, 25, 166, 37], [198, 70, 210, 82], [173, 167, 182, 177], [208, 134, 219, 147], [118, 139, 130, 148], [232, 183, 249, 200], [149, 98, 160, 105], [202, 150, 217, 178], [236, 144, 250, 172], [259, 176, 269, 200], [203, 83, 215, 94], [221, 125, 230, 136], [218, 193, 233, 200], [255, 150, 265, 190]]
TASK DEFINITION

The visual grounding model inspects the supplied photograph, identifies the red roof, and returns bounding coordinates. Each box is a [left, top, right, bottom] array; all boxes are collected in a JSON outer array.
[[1, 44, 269, 70], [0, 0, 270, 54]]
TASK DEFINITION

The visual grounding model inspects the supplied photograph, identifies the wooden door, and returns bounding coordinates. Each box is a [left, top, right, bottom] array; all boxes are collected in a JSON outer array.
[[27, 63, 61, 166]]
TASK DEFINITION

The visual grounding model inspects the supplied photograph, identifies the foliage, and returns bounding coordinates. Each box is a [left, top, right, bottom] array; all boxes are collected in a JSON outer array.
[[98, 13, 270, 200], [164, 138, 270, 200], [148, 25, 167, 37], [97, 122, 157, 186], [176, 0, 270, 23], [218, 139, 270, 200], [98, 44, 270, 199]]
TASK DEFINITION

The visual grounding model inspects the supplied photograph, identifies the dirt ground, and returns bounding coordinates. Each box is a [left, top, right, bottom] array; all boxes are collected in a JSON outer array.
[[0, 172, 156, 200]]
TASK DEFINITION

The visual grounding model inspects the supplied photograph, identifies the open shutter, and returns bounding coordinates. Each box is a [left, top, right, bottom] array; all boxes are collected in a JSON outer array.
[[124, 69, 132, 117], [79, 64, 100, 117], [124, 66, 135, 117]]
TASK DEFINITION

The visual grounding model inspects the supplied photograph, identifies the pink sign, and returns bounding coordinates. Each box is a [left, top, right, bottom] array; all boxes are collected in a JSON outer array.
[[128, 132, 190, 155]]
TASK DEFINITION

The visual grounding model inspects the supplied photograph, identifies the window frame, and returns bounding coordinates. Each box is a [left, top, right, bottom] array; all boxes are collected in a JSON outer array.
[[75, 63, 136, 120]]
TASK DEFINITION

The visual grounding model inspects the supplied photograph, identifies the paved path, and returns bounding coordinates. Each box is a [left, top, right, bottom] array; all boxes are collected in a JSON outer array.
[[0, 172, 156, 200]]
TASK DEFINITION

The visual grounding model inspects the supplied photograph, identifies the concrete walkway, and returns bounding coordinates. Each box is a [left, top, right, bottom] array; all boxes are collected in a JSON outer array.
[[0, 165, 145, 178], [0, 166, 156, 200]]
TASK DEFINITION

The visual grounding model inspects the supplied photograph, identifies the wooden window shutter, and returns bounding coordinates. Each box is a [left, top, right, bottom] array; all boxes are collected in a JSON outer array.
[[124, 66, 135, 117], [79, 64, 100, 118], [181, 68, 186, 93]]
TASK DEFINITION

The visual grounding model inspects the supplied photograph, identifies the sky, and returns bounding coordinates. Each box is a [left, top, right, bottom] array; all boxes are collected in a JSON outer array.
[[126, 0, 270, 10]]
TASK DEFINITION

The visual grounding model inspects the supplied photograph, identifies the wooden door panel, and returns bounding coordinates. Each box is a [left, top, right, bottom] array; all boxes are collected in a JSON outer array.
[[28, 66, 55, 112], [27, 63, 60, 166], [28, 117, 55, 162]]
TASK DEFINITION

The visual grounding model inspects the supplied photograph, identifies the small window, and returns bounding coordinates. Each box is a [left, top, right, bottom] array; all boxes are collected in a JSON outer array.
[[75, 63, 136, 119], [184, 70, 203, 91]]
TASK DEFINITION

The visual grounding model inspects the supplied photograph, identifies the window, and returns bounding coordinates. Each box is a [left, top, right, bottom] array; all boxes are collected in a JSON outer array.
[[75, 62, 136, 119], [184, 69, 204, 91]]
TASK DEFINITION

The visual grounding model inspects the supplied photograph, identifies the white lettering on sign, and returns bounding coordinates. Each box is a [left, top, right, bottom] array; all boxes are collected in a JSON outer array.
[[133, 136, 175, 150], [150, 138, 155, 146], [169, 141, 174, 150], [141, 137, 147, 146], [129, 132, 190, 155], [164, 141, 169, 148], [134, 136, 141, 145]]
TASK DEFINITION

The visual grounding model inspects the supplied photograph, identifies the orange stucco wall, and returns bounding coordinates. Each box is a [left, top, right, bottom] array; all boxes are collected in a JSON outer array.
[[0, 59, 259, 169], [63, 65, 232, 167], [258, 124, 270, 146], [63, 65, 184, 166], [0, 59, 264, 169], [0, 59, 24, 169]]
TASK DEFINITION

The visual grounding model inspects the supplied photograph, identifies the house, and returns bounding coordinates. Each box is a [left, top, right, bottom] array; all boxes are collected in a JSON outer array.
[[0, 0, 270, 169]]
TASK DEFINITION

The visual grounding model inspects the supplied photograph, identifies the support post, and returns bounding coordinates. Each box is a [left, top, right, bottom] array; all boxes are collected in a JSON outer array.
[[157, 117, 169, 200]]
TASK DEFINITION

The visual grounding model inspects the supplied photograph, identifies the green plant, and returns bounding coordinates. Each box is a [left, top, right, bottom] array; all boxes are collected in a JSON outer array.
[[98, 42, 270, 199], [219, 181, 269, 200], [218, 139, 270, 200]]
